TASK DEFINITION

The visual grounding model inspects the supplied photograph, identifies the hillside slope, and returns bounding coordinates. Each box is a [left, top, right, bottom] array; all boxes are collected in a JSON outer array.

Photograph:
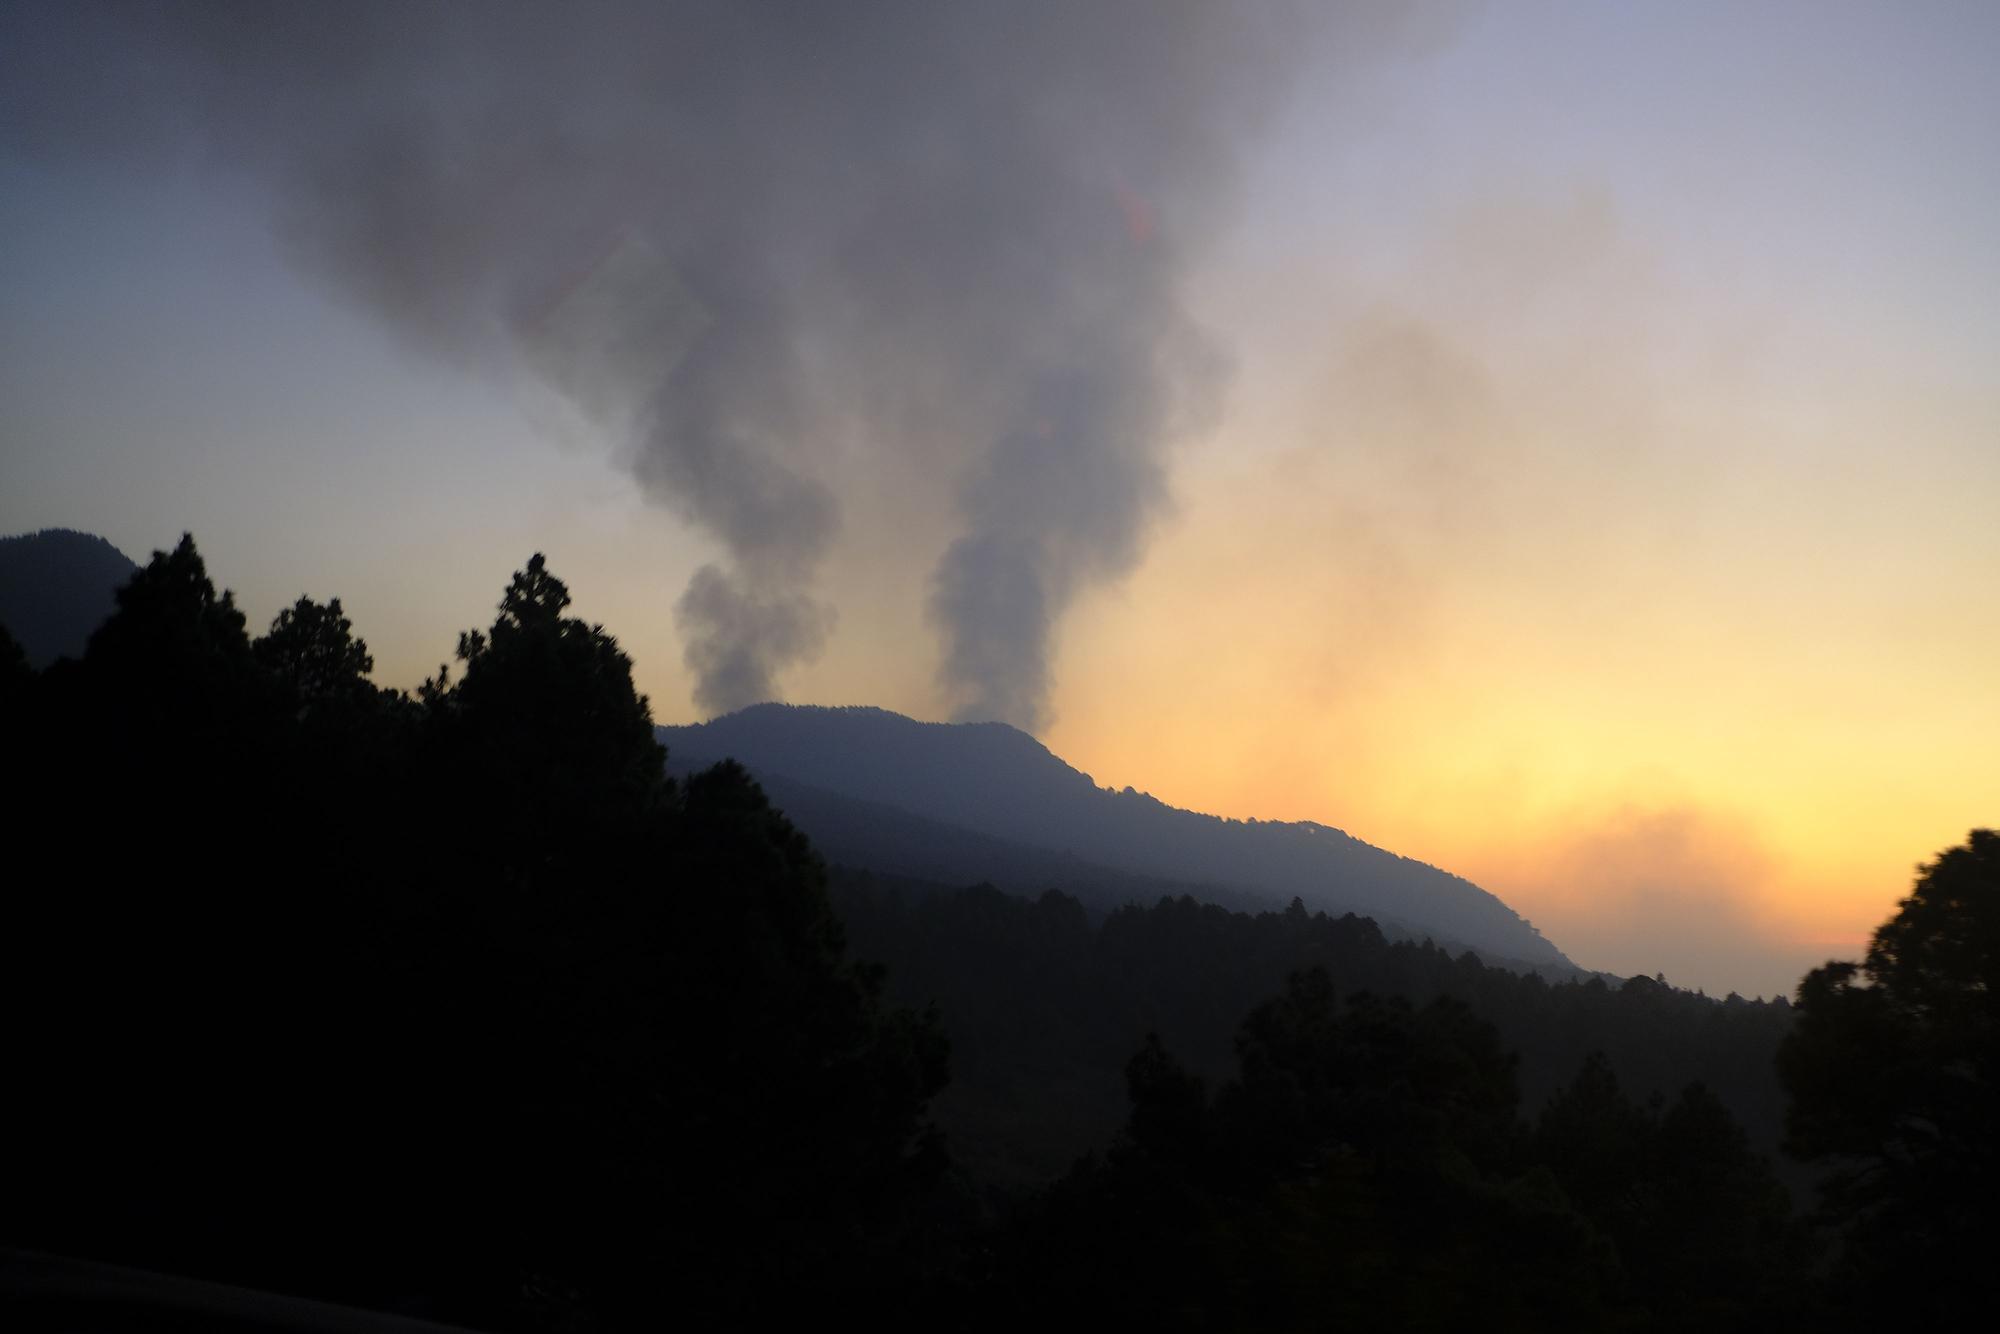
[[708, 765, 1266, 917], [660, 704, 1570, 968]]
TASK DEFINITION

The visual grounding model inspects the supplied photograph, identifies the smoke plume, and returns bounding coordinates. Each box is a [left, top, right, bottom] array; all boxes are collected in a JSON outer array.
[[2, 1, 1350, 726], [675, 564, 831, 719]]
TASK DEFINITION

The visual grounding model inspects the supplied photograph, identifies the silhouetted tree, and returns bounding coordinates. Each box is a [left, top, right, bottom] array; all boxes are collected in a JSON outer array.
[[1647, 1082, 1805, 1321], [1536, 1054, 1808, 1326], [1534, 1052, 1656, 1245], [0, 620, 27, 702], [86, 533, 248, 674], [253, 595, 375, 700], [1779, 829, 2000, 1327], [429, 552, 667, 840]]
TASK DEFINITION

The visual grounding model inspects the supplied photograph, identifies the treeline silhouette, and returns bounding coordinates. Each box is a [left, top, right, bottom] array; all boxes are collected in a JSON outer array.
[[830, 876, 1797, 1196], [3, 539, 950, 1328], [1, 537, 1990, 1330]]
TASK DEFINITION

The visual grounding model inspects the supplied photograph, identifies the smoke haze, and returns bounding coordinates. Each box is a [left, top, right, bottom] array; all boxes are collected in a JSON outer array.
[[0, 0, 1394, 725]]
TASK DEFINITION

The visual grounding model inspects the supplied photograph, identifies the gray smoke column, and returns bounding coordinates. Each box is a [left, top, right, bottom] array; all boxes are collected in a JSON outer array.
[[675, 565, 831, 718], [1, 1, 1353, 726]]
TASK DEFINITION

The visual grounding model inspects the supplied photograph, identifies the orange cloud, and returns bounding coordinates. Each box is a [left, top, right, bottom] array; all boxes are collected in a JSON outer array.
[[1469, 801, 1827, 999]]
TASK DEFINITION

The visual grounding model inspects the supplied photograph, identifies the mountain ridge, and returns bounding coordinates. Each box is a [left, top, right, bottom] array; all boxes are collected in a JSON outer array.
[[659, 703, 1571, 970]]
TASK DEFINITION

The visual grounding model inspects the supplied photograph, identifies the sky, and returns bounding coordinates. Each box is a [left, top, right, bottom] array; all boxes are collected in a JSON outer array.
[[2, 1, 1994, 998]]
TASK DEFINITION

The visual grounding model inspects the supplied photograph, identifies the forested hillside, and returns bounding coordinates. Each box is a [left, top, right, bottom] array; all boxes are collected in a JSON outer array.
[[3, 537, 1989, 1330], [664, 704, 1569, 968], [831, 871, 1795, 1194]]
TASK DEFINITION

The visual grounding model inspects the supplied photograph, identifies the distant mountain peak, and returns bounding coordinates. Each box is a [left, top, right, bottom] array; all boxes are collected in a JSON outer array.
[[0, 527, 139, 667]]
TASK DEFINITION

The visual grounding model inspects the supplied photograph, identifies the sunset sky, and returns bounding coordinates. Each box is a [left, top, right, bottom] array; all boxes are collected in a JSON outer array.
[[3, 1, 1994, 998]]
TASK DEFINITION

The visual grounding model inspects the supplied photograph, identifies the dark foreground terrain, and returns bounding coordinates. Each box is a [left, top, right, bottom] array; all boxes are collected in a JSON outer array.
[[3, 536, 1992, 1330]]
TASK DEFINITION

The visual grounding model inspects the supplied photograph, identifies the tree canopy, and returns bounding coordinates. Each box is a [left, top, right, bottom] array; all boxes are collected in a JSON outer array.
[[1778, 829, 1999, 1327], [253, 594, 375, 700]]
